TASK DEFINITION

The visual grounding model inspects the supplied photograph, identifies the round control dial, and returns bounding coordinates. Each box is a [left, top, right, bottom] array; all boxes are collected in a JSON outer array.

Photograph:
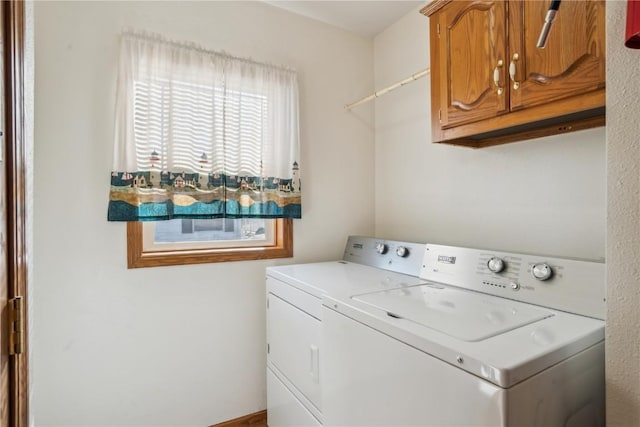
[[396, 246, 409, 258], [531, 263, 553, 281], [375, 243, 388, 254], [487, 257, 505, 273]]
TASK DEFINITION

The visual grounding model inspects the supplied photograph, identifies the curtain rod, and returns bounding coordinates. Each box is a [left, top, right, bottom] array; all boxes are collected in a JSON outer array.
[[345, 68, 430, 110], [122, 31, 297, 74]]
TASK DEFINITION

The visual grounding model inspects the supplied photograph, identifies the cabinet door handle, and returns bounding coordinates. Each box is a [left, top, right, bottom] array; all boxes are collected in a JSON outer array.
[[493, 60, 504, 95], [310, 345, 319, 384], [509, 53, 520, 90]]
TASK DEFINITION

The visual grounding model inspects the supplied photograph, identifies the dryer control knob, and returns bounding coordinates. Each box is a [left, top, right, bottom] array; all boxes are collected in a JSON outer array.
[[532, 263, 553, 281], [396, 246, 409, 257], [487, 257, 505, 273], [375, 243, 388, 254]]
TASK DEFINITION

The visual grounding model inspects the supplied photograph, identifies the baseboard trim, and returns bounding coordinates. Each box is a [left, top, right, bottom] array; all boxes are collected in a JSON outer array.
[[210, 410, 267, 427]]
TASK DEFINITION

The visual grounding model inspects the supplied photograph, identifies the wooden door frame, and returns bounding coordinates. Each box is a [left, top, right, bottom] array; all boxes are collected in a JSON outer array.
[[4, 1, 28, 426]]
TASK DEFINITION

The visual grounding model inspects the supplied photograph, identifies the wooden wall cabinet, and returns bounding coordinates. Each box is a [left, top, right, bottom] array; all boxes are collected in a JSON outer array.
[[421, 0, 605, 148]]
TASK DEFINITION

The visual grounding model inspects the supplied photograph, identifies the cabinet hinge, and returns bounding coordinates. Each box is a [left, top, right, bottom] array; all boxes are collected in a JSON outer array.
[[437, 23, 440, 37], [438, 109, 442, 123], [267, 343, 270, 354], [9, 296, 24, 355]]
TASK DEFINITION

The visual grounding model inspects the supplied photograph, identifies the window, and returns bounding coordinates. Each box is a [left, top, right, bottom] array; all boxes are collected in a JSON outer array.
[[110, 33, 300, 267], [151, 218, 272, 249], [127, 219, 292, 268]]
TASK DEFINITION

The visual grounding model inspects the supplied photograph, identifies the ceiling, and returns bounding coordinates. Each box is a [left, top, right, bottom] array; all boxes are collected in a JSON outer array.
[[264, 1, 425, 38]]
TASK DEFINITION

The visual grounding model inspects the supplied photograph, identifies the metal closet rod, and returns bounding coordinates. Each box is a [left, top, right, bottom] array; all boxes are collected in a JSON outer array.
[[345, 67, 430, 110]]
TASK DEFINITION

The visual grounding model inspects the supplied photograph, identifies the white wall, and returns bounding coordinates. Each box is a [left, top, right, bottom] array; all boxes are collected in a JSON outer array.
[[33, 2, 374, 425], [374, 7, 606, 261], [605, 1, 640, 424]]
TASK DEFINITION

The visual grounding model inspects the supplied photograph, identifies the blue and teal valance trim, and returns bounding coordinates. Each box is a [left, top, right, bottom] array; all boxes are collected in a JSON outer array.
[[107, 170, 301, 221]]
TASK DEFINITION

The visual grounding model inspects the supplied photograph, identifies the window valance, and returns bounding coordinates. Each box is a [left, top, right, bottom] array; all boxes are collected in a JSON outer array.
[[108, 33, 301, 221]]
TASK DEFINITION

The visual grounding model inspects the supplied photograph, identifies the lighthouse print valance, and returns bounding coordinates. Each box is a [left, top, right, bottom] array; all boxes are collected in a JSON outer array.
[[108, 33, 301, 221]]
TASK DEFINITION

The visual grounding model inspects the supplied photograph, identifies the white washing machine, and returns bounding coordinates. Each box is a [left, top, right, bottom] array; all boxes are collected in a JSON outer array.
[[322, 244, 605, 427], [266, 236, 427, 427]]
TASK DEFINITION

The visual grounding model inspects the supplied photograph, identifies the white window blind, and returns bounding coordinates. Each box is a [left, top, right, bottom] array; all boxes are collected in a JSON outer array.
[[132, 78, 268, 176]]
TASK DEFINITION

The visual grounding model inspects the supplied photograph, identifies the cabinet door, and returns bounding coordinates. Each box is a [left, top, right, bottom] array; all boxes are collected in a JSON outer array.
[[435, 0, 507, 129], [508, 0, 605, 111], [267, 294, 321, 411]]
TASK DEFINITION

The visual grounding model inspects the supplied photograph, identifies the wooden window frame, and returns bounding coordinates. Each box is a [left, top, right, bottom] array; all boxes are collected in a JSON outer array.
[[127, 218, 292, 268]]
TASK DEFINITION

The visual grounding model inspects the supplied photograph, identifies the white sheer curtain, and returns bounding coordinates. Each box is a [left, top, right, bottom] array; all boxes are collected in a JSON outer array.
[[108, 32, 301, 221], [113, 32, 299, 177]]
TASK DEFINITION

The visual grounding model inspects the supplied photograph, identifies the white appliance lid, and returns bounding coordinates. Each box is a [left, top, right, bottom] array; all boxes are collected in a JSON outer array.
[[352, 284, 554, 341], [267, 261, 426, 299]]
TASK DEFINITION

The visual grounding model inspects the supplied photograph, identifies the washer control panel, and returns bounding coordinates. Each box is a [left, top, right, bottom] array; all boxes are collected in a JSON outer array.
[[420, 244, 605, 319], [343, 236, 426, 276]]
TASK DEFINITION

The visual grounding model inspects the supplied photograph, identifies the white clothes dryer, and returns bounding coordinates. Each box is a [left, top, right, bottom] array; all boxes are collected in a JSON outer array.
[[266, 236, 427, 427]]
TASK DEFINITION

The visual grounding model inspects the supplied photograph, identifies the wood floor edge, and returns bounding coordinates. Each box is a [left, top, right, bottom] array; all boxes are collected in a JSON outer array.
[[210, 410, 267, 427]]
